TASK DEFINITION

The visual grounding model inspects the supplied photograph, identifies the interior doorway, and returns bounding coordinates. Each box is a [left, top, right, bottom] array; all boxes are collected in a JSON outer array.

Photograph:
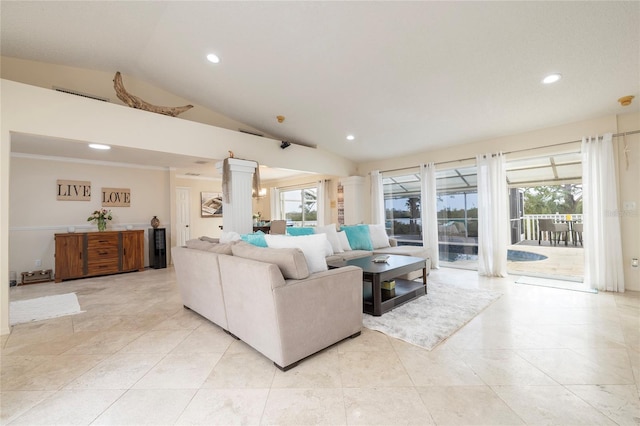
[[175, 187, 190, 247]]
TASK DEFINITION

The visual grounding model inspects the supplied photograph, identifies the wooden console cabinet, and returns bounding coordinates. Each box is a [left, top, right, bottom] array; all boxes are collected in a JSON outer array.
[[55, 230, 144, 282]]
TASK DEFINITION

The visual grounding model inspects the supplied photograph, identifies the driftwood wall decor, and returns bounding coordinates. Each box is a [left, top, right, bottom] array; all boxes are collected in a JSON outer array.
[[113, 71, 193, 117]]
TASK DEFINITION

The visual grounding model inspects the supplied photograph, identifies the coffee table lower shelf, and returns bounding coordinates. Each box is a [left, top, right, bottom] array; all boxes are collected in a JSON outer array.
[[363, 278, 426, 316]]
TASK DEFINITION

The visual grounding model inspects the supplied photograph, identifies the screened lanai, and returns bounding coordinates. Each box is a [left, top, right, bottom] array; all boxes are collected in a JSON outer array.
[[382, 151, 584, 280]]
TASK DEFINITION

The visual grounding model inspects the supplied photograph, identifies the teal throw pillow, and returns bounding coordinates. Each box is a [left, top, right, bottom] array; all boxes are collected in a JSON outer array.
[[240, 232, 268, 247], [286, 227, 315, 236], [341, 224, 373, 251]]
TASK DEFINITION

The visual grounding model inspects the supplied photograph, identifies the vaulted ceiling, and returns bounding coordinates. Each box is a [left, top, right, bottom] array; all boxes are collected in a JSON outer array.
[[2, 1, 639, 165]]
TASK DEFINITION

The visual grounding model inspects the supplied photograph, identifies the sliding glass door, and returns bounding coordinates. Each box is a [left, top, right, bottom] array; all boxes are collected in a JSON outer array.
[[382, 171, 422, 244], [505, 151, 584, 281], [436, 166, 478, 269]]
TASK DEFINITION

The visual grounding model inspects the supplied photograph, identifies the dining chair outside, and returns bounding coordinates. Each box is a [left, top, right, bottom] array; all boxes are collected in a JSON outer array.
[[573, 222, 583, 246], [538, 218, 569, 245]]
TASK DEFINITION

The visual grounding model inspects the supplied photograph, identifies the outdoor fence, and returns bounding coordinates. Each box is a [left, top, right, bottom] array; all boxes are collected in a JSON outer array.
[[522, 213, 583, 241]]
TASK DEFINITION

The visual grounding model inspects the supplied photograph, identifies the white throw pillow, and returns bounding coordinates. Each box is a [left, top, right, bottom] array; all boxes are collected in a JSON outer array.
[[324, 239, 334, 257], [369, 224, 391, 249], [336, 231, 352, 251], [219, 231, 241, 243], [264, 234, 329, 274], [315, 224, 344, 253]]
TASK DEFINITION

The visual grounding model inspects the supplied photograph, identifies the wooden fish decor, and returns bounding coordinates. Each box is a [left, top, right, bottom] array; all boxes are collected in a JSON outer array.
[[113, 71, 193, 117]]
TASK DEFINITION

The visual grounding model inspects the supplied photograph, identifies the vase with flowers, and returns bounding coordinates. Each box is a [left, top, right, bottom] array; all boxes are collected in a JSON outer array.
[[87, 208, 113, 232], [252, 212, 261, 226]]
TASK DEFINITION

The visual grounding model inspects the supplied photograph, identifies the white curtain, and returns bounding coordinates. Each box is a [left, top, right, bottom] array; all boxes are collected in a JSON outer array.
[[476, 152, 508, 277], [316, 179, 329, 227], [370, 170, 385, 225], [270, 187, 281, 220], [420, 163, 439, 269], [582, 134, 625, 292]]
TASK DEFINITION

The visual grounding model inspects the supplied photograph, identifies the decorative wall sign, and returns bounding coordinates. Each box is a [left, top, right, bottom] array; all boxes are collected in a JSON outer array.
[[201, 192, 222, 217], [57, 180, 91, 201], [102, 188, 131, 207]]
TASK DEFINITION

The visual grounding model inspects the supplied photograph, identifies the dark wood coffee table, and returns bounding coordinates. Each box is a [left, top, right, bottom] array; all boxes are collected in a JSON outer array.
[[327, 255, 427, 316]]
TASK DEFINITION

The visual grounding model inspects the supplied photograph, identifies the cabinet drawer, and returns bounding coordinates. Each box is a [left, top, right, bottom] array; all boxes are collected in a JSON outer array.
[[88, 234, 118, 248], [87, 261, 120, 275], [87, 246, 119, 261]]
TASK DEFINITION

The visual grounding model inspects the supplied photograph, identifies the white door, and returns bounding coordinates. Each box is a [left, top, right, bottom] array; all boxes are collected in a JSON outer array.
[[176, 187, 190, 246]]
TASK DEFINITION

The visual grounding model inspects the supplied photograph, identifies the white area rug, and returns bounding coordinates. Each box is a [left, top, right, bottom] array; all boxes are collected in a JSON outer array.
[[363, 281, 502, 350], [10, 293, 83, 325], [516, 276, 597, 293]]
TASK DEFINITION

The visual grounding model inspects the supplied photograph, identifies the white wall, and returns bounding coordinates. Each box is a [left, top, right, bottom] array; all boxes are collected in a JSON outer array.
[[9, 156, 171, 275]]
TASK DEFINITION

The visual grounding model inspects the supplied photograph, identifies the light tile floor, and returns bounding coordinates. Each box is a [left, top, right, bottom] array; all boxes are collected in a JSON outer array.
[[2, 267, 639, 425]]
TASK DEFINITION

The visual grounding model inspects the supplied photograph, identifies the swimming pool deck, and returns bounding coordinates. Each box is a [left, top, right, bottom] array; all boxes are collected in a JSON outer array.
[[440, 240, 584, 281]]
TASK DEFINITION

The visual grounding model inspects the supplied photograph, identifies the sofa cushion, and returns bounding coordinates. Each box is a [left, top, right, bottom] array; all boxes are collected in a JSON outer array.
[[199, 236, 219, 243], [186, 239, 237, 255], [286, 227, 315, 236], [206, 241, 238, 255], [326, 249, 372, 263], [264, 234, 329, 274], [373, 245, 429, 259], [341, 224, 374, 251], [337, 231, 352, 251], [186, 238, 217, 250], [315, 224, 344, 254], [368, 224, 391, 249], [232, 241, 310, 280]]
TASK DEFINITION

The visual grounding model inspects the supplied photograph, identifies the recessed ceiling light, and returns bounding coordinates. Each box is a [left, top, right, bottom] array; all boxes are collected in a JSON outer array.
[[346, 135, 355, 141], [206, 53, 220, 64], [88, 143, 110, 150], [542, 73, 562, 84]]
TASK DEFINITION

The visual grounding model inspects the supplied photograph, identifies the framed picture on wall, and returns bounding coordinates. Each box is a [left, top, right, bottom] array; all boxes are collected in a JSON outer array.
[[201, 192, 223, 217]]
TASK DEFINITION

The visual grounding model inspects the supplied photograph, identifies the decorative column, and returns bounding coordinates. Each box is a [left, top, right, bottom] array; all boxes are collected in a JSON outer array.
[[215, 158, 258, 234], [340, 176, 366, 225]]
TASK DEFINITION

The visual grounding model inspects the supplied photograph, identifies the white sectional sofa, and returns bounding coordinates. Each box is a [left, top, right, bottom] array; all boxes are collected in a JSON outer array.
[[171, 240, 363, 371], [319, 224, 432, 280]]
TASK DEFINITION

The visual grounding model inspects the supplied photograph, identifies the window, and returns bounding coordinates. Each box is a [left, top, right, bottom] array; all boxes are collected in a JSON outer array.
[[436, 166, 478, 266], [382, 172, 422, 243], [279, 187, 317, 227], [381, 167, 479, 267]]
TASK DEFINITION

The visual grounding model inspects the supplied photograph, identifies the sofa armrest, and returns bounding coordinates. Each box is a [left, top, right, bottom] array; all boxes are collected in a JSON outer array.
[[389, 237, 399, 247], [171, 246, 228, 329], [272, 265, 362, 366], [219, 254, 362, 368]]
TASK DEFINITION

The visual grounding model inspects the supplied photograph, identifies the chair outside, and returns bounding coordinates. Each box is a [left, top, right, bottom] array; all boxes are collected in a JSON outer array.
[[538, 218, 569, 245], [573, 223, 583, 246], [270, 220, 287, 235]]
